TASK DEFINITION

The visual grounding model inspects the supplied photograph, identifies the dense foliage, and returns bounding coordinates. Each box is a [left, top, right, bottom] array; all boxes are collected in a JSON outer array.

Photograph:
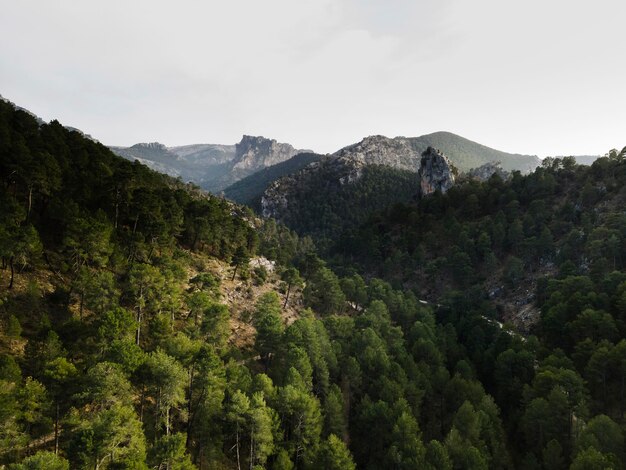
[[267, 164, 418, 250], [2, 97, 626, 469]]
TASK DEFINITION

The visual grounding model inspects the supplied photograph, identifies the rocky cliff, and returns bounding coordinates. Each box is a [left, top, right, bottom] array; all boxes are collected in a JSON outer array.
[[417, 147, 456, 197], [232, 135, 301, 176]]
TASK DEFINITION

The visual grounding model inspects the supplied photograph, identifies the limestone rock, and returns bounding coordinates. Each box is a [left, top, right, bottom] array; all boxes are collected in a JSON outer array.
[[417, 147, 456, 197], [333, 135, 420, 172], [232, 135, 301, 175]]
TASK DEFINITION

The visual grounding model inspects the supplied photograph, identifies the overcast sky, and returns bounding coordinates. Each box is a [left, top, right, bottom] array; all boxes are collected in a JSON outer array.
[[1, 0, 624, 156]]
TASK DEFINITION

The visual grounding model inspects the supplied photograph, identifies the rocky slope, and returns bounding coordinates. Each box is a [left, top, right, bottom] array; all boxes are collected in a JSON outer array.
[[111, 135, 308, 193]]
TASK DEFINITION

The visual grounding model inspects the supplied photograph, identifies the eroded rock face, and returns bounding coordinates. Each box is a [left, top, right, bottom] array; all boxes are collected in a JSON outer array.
[[417, 147, 456, 197], [233, 136, 301, 175], [333, 135, 419, 172]]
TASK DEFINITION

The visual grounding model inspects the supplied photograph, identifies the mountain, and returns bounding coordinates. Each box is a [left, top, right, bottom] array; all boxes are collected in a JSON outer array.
[[223, 152, 324, 207], [406, 131, 540, 173], [333, 132, 540, 174], [259, 132, 538, 244], [572, 154, 601, 165], [260, 155, 419, 247], [111, 135, 308, 192]]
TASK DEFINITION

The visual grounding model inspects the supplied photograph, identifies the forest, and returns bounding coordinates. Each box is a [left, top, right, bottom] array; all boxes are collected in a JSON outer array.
[[2, 97, 626, 470]]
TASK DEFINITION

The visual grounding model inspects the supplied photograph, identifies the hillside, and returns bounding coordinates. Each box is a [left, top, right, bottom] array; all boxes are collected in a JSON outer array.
[[406, 131, 540, 173], [223, 152, 323, 207], [4, 95, 626, 470], [111, 135, 308, 193], [257, 133, 540, 246], [333, 131, 540, 174], [261, 156, 419, 248]]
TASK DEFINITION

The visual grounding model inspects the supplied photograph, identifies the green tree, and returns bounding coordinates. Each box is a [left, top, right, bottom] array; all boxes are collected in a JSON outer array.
[[127, 263, 165, 345], [570, 447, 614, 470], [304, 267, 345, 315], [281, 267, 303, 308], [67, 404, 147, 470], [143, 350, 188, 437], [150, 433, 196, 470], [254, 292, 285, 368], [230, 246, 250, 281], [43, 357, 77, 455], [542, 439, 564, 470], [9, 451, 69, 470], [315, 434, 356, 470]]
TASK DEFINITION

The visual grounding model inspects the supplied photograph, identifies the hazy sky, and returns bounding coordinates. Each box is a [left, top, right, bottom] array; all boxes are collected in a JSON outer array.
[[1, 0, 624, 156]]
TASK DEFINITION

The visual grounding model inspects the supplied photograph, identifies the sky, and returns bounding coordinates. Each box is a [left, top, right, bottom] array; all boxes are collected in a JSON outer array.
[[0, 0, 624, 157]]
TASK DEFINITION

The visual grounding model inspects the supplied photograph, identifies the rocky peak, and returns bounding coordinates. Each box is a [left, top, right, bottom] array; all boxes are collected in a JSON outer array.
[[233, 135, 300, 173], [334, 135, 419, 171], [417, 147, 456, 197], [131, 142, 168, 151]]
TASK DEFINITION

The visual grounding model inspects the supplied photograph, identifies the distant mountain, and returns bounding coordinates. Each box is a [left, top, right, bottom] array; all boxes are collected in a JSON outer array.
[[110, 142, 235, 186], [333, 132, 540, 174], [571, 155, 601, 166], [110, 135, 309, 192], [407, 131, 540, 172]]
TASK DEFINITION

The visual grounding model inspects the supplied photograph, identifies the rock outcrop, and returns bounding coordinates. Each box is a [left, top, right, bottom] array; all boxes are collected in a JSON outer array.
[[333, 135, 420, 172], [417, 147, 456, 197], [467, 161, 509, 181], [232, 136, 301, 175]]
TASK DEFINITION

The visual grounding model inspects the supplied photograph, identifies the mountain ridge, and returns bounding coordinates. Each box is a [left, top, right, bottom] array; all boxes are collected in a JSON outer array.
[[111, 135, 308, 192]]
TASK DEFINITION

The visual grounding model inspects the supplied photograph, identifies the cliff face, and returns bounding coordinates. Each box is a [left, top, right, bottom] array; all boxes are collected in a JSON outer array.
[[417, 147, 456, 197], [232, 135, 301, 175]]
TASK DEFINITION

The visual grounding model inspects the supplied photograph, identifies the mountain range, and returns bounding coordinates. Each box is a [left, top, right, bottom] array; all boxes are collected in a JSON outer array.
[[110, 135, 308, 192], [112, 131, 543, 209]]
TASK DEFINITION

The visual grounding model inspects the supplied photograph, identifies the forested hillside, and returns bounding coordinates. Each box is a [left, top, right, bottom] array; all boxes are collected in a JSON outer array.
[[262, 161, 418, 250], [2, 96, 626, 470], [223, 152, 323, 207]]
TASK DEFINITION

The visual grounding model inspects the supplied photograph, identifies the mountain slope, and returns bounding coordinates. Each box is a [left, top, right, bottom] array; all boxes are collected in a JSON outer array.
[[111, 135, 308, 193], [260, 155, 419, 247], [258, 132, 537, 245], [223, 152, 324, 206], [334, 131, 540, 173], [407, 131, 540, 172]]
